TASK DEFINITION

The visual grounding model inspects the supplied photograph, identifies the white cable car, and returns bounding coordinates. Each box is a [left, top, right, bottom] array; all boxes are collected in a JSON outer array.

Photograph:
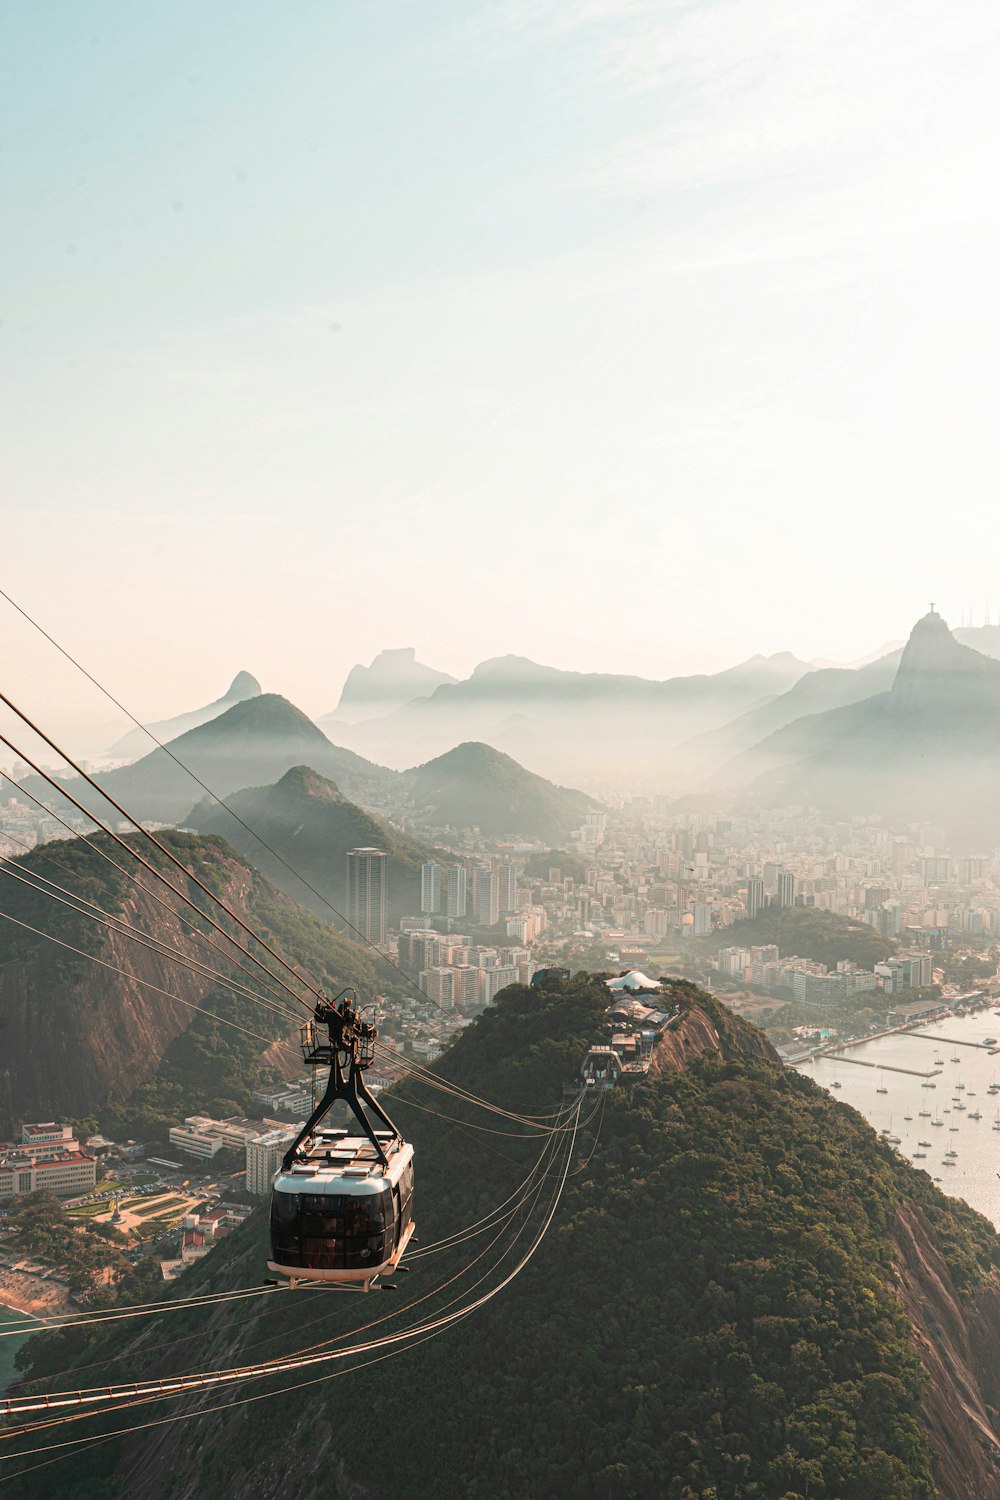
[[268, 992, 414, 1291], [269, 1129, 414, 1290]]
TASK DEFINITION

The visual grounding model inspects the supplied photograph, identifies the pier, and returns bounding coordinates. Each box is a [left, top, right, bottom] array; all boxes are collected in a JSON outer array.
[[825, 1055, 940, 1077], [899, 1031, 1000, 1052]]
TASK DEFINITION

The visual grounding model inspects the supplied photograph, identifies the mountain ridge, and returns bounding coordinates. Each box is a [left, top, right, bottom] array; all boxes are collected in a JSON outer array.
[[107, 672, 262, 760], [736, 612, 1000, 843], [23, 694, 397, 827], [399, 740, 600, 840], [185, 764, 442, 923], [0, 830, 384, 1134], [324, 647, 456, 726]]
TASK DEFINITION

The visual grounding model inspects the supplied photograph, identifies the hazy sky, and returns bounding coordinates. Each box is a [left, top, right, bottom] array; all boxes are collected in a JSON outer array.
[[3, 1, 1000, 747]]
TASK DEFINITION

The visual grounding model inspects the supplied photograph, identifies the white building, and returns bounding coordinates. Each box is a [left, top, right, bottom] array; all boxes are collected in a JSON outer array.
[[479, 965, 519, 1005], [447, 864, 468, 919], [169, 1115, 282, 1160], [169, 1124, 225, 1160], [21, 1122, 75, 1147], [421, 861, 442, 914], [246, 1128, 298, 1198], [0, 1149, 97, 1201]]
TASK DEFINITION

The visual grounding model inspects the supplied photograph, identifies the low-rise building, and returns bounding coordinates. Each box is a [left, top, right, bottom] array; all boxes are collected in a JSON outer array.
[[0, 1148, 97, 1201]]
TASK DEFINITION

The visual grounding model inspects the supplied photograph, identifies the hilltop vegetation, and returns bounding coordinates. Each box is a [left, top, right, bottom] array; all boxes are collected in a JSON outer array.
[[9, 979, 1000, 1499], [705, 906, 897, 970], [400, 741, 599, 840], [0, 830, 386, 1135], [186, 764, 441, 923]]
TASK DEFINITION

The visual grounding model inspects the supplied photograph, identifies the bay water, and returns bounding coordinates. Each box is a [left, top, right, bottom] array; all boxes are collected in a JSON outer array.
[[799, 1010, 1000, 1227], [0, 1302, 35, 1392]]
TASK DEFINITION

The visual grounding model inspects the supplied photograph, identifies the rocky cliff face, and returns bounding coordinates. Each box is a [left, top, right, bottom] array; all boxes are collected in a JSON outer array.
[[650, 986, 780, 1074], [656, 994, 1000, 1500], [0, 856, 265, 1132], [892, 1202, 1000, 1499]]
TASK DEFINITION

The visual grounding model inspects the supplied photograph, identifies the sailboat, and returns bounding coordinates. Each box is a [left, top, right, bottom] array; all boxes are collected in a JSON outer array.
[[931, 1107, 944, 1128], [876, 1073, 888, 1094], [992, 1111, 1000, 1131]]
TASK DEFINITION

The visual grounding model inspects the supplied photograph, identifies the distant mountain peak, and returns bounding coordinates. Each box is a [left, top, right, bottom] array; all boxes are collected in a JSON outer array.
[[226, 671, 261, 699], [330, 648, 456, 723], [107, 670, 263, 759], [271, 763, 346, 802], [470, 655, 559, 681], [890, 610, 1000, 713], [420, 740, 515, 772]]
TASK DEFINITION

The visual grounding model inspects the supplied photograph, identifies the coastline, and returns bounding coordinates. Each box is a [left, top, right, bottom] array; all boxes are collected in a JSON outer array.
[[0, 1269, 79, 1322]]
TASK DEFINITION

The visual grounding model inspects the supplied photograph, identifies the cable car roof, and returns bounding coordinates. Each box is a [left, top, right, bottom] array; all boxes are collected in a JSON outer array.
[[273, 1132, 413, 1196]]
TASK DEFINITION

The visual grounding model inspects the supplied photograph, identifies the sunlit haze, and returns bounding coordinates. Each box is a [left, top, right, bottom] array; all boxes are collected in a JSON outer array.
[[3, 0, 1000, 746]]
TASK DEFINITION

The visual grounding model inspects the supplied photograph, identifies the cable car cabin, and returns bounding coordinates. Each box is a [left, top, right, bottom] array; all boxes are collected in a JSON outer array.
[[268, 1128, 414, 1291]]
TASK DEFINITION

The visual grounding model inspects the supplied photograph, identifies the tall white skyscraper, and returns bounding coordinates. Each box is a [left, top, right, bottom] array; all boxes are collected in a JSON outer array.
[[746, 877, 765, 920], [347, 848, 388, 944], [777, 871, 795, 909], [477, 869, 499, 927], [421, 861, 441, 914], [497, 861, 518, 914], [447, 864, 467, 919]]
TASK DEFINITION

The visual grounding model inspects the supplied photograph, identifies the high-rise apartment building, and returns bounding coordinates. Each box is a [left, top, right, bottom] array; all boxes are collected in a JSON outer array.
[[446, 864, 467, 919], [477, 869, 499, 927], [777, 871, 795, 908], [246, 1128, 297, 1198], [746, 877, 765, 920], [420, 861, 442, 914], [346, 848, 389, 945], [497, 861, 518, 914]]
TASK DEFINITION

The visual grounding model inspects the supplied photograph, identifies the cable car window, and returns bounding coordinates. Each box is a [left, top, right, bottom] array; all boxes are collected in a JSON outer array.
[[271, 1190, 298, 1225]]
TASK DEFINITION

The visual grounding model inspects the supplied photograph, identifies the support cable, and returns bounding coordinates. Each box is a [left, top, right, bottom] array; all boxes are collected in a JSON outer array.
[[0, 906, 302, 1055], [0, 858, 306, 1026], [0, 724, 310, 1017], [0, 776, 298, 1015], [0, 1095, 581, 1424]]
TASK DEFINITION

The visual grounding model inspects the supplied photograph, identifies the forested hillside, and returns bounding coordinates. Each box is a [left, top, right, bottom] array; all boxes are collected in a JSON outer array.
[[186, 764, 442, 923], [703, 906, 897, 970], [0, 830, 385, 1135], [8, 979, 1000, 1499]]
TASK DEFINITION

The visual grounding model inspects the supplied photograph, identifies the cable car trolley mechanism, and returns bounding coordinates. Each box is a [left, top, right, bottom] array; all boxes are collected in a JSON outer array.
[[268, 990, 414, 1291]]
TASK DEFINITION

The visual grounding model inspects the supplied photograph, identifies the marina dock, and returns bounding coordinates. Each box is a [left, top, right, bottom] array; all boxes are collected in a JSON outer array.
[[826, 1056, 939, 1077], [899, 1031, 1000, 1053]]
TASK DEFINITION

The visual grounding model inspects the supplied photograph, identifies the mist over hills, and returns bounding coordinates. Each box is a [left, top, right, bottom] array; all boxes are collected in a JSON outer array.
[[186, 765, 441, 923], [319, 646, 455, 726], [683, 650, 902, 770], [15, 978, 1000, 1500], [398, 741, 600, 841], [333, 650, 812, 784], [20, 694, 397, 827], [737, 612, 1000, 844], [106, 671, 262, 760]]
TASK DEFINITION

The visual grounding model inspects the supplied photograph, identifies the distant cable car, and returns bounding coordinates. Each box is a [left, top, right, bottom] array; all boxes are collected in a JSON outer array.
[[267, 991, 414, 1291]]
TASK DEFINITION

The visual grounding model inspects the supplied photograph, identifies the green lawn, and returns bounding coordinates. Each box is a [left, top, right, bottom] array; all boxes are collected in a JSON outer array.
[[130, 1197, 188, 1220]]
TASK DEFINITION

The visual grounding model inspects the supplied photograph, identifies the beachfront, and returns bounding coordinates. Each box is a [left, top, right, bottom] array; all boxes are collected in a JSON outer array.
[[0, 1266, 78, 1321]]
